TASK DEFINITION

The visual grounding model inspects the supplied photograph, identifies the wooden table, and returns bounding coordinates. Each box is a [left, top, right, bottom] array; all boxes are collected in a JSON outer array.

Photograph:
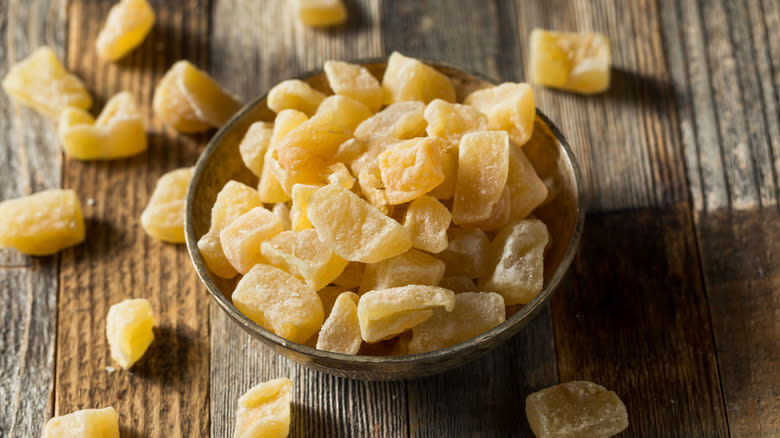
[[2, 0, 778, 436]]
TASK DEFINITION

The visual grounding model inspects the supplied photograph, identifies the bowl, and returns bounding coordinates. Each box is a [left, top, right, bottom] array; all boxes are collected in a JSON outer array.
[[185, 59, 585, 380]]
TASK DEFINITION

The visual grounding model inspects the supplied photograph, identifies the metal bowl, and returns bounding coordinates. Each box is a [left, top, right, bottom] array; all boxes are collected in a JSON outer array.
[[185, 59, 585, 380]]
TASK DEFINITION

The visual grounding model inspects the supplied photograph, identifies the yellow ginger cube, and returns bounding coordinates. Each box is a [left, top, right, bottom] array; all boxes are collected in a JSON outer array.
[[507, 147, 548, 220], [261, 229, 348, 291], [356, 163, 390, 214], [232, 263, 324, 343], [95, 0, 155, 61], [529, 29, 611, 95], [357, 285, 455, 343], [272, 203, 292, 231], [354, 101, 427, 144], [220, 207, 284, 274], [234, 378, 293, 438], [153, 60, 241, 133], [314, 95, 373, 127], [307, 184, 411, 263], [316, 291, 362, 354], [437, 227, 490, 279], [452, 131, 509, 224], [438, 276, 478, 293], [290, 184, 322, 231], [0, 189, 85, 255], [324, 60, 383, 111], [359, 249, 445, 293], [382, 52, 455, 104], [2, 47, 91, 119], [106, 298, 154, 369], [332, 262, 365, 289], [296, 0, 347, 27], [324, 162, 355, 190], [408, 292, 505, 354], [42, 407, 119, 438], [334, 138, 368, 165], [267, 79, 326, 116], [140, 167, 192, 243], [427, 146, 458, 199], [58, 91, 147, 160], [239, 121, 274, 177], [471, 185, 512, 230], [402, 195, 451, 253], [479, 219, 549, 305], [465, 83, 535, 146], [318, 285, 349, 317], [424, 98, 488, 141], [377, 137, 445, 205], [258, 109, 307, 203]]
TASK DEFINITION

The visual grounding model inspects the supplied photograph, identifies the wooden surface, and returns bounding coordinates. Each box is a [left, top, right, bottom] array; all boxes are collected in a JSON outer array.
[[0, 0, 777, 437]]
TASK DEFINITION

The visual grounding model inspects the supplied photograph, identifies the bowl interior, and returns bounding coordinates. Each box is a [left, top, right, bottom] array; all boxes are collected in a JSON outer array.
[[185, 61, 584, 380]]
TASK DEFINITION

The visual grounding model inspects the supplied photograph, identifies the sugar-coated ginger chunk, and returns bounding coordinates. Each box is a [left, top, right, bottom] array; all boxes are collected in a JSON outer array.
[[403, 195, 451, 253], [408, 292, 505, 354], [0, 189, 85, 255], [331, 262, 365, 289], [42, 407, 119, 438], [316, 292, 362, 354], [95, 0, 155, 61], [359, 249, 445, 293], [272, 203, 292, 231], [465, 83, 535, 146], [234, 378, 293, 438], [334, 138, 368, 165], [290, 184, 321, 231], [382, 52, 455, 104], [324, 60, 383, 111], [452, 131, 509, 224], [261, 229, 348, 291], [427, 146, 458, 199], [140, 167, 192, 243], [220, 207, 284, 274], [267, 79, 326, 116], [324, 162, 355, 190], [314, 95, 373, 129], [2, 47, 91, 119], [239, 121, 274, 177], [479, 219, 549, 305], [356, 163, 390, 214], [377, 137, 445, 205], [232, 263, 324, 343], [354, 101, 427, 144], [436, 227, 490, 279], [507, 146, 548, 220], [438, 276, 478, 293], [471, 185, 512, 230], [424, 98, 488, 141], [296, 0, 347, 27], [258, 110, 308, 203], [526, 381, 629, 438], [58, 91, 147, 160], [105, 298, 154, 369], [529, 29, 611, 95]]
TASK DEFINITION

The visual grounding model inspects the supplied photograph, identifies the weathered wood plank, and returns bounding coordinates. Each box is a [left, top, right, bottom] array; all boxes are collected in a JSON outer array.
[[55, 1, 210, 436]]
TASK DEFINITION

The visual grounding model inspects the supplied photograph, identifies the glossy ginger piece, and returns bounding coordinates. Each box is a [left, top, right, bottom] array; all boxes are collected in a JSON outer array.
[[140, 167, 193, 243], [267, 79, 326, 116], [507, 146, 548, 220], [359, 249, 446, 293], [402, 195, 451, 253], [424, 98, 487, 141], [452, 130, 510, 224], [529, 29, 611, 95], [220, 207, 284, 275], [296, 0, 348, 27], [382, 51, 455, 104], [354, 100, 427, 144], [377, 137, 445, 205], [316, 292, 362, 354], [258, 109, 308, 203], [42, 407, 119, 438], [464, 83, 535, 146], [324, 60, 383, 111], [239, 121, 274, 177], [436, 227, 490, 279], [95, 0, 155, 61], [234, 378, 293, 438], [261, 229, 348, 291], [105, 298, 154, 369]]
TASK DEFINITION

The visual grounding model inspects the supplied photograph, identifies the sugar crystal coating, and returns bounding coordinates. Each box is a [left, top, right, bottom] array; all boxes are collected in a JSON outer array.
[[106, 298, 154, 369], [403, 195, 451, 253], [234, 378, 293, 438], [316, 292, 362, 354], [220, 207, 284, 274], [96, 0, 155, 61], [529, 29, 611, 95], [141, 167, 192, 243], [452, 130, 510, 224], [42, 407, 119, 438], [378, 137, 445, 205], [465, 83, 535, 146], [424, 98, 488, 141]]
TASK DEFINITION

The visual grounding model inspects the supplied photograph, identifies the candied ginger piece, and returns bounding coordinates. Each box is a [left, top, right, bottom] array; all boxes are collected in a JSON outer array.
[[296, 0, 347, 27], [436, 227, 489, 279], [58, 91, 146, 160], [153, 60, 241, 133], [324, 162, 355, 190], [356, 163, 390, 215], [408, 292, 505, 354], [140, 167, 192, 243], [382, 52, 455, 104], [526, 381, 628, 438], [42, 407, 119, 438], [106, 298, 154, 369], [258, 110, 308, 203], [290, 184, 322, 231], [438, 276, 478, 293], [314, 95, 373, 128], [465, 83, 535, 146], [424, 98, 487, 141], [427, 146, 458, 199], [359, 249, 445, 293], [232, 263, 324, 343], [234, 378, 293, 438], [307, 184, 411, 263], [2, 47, 91, 119], [358, 285, 455, 343], [478, 219, 549, 305], [239, 121, 274, 177], [334, 138, 367, 165], [316, 292, 361, 354], [220, 207, 284, 274], [0, 189, 85, 255], [507, 146, 548, 220], [267, 79, 326, 116], [324, 60, 383, 111], [403, 195, 451, 253], [272, 203, 292, 231], [332, 262, 365, 289], [95, 0, 155, 61], [471, 185, 512, 230], [378, 137, 445, 205], [354, 101, 427, 143], [529, 29, 611, 95], [452, 130, 509, 224], [261, 229, 348, 291]]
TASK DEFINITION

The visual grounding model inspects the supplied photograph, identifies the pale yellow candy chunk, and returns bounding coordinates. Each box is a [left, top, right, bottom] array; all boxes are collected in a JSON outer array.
[[358, 285, 455, 343], [290, 184, 322, 231], [334, 138, 368, 165], [316, 292, 361, 354], [324, 162, 355, 189], [324, 60, 383, 111], [106, 298, 154, 369], [331, 262, 365, 289], [356, 163, 390, 215], [258, 110, 307, 203], [471, 185, 512, 230], [239, 121, 274, 177], [0, 189, 85, 255], [408, 292, 505, 354], [438, 276, 478, 293], [452, 131, 509, 224], [424, 98, 488, 141], [42, 407, 119, 438], [465, 83, 535, 146], [95, 0, 155, 61], [233, 263, 324, 343], [307, 184, 411, 263], [272, 203, 292, 231], [382, 52, 455, 104], [526, 381, 629, 438], [140, 167, 192, 243], [234, 378, 293, 438], [359, 249, 445, 293], [220, 207, 284, 275], [507, 147, 548, 220], [313, 95, 373, 128], [261, 229, 348, 291], [318, 285, 349, 317], [354, 101, 427, 143], [2, 47, 91, 118], [529, 29, 611, 95], [437, 227, 489, 278], [378, 137, 445, 205], [403, 195, 451, 253], [58, 92, 146, 160], [296, 0, 347, 27], [478, 219, 549, 305], [427, 145, 458, 199], [267, 79, 326, 116]]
